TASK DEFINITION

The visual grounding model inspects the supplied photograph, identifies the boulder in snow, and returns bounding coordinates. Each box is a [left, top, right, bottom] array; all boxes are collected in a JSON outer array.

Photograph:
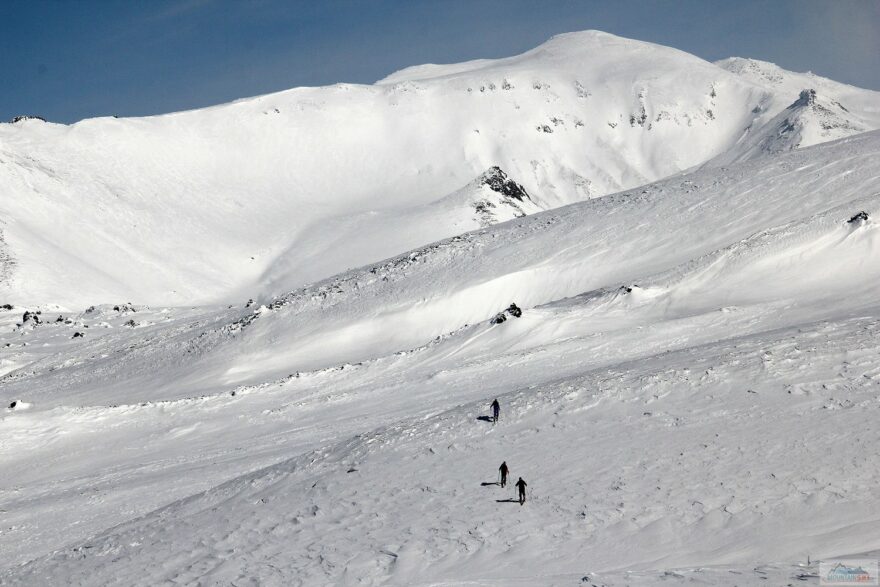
[[490, 312, 507, 325]]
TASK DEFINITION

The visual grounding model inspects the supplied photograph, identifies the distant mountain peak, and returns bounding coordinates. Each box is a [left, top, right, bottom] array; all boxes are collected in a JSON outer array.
[[715, 57, 789, 85], [3, 30, 878, 305]]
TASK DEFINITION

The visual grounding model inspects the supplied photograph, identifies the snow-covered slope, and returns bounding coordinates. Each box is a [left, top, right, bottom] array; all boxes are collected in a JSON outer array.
[[706, 88, 871, 166], [2, 131, 880, 585], [258, 166, 542, 293], [717, 56, 880, 135], [2, 31, 878, 307]]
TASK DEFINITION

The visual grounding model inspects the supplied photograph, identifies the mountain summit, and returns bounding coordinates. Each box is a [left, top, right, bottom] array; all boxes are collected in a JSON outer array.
[[1, 30, 878, 306]]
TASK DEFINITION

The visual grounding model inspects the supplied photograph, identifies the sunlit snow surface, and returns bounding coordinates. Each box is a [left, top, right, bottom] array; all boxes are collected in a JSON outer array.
[[1, 124, 879, 585], [2, 31, 879, 307]]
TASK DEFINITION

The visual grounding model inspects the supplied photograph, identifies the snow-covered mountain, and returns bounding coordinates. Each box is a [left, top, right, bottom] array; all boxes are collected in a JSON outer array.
[[2, 30, 878, 307], [257, 165, 542, 294], [2, 30, 880, 586], [2, 127, 880, 585]]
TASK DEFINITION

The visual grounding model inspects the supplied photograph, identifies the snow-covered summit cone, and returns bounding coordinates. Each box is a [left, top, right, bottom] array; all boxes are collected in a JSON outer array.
[[707, 88, 868, 166]]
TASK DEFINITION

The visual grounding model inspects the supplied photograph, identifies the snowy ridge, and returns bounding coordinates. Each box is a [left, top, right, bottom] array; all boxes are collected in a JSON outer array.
[[2, 131, 880, 584], [4, 132, 879, 406], [1, 31, 878, 306], [256, 166, 542, 294], [707, 88, 870, 166]]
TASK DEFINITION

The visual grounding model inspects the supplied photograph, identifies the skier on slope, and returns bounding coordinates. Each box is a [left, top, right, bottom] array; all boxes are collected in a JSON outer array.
[[515, 477, 527, 505], [499, 461, 509, 488], [491, 399, 500, 423]]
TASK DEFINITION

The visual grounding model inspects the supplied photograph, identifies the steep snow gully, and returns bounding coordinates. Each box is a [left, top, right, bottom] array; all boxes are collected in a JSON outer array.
[[2, 30, 880, 587]]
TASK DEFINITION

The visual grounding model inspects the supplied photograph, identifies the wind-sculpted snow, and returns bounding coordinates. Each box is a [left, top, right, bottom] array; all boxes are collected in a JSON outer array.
[[5, 316, 880, 586], [2, 131, 879, 408], [216, 131, 880, 381], [2, 31, 878, 306], [2, 131, 880, 584]]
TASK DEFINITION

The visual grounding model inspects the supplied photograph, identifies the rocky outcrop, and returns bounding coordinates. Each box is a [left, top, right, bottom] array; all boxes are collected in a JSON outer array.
[[490, 302, 523, 324], [472, 167, 541, 227], [8, 115, 47, 124], [479, 167, 530, 202]]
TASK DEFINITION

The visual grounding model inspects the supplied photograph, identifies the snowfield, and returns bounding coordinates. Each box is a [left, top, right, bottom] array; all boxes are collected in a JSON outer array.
[[2, 30, 880, 587], [2, 31, 879, 307]]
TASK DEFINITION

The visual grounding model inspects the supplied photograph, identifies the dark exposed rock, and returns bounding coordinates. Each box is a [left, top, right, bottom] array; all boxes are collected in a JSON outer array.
[[848, 211, 869, 224], [490, 302, 523, 324], [474, 201, 495, 214], [22, 310, 41, 325], [72, 331, 84, 338], [793, 88, 817, 108], [9, 115, 46, 124], [480, 167, 530, 202], [630, 107, 647, 127], [9, 401, 17, 409]]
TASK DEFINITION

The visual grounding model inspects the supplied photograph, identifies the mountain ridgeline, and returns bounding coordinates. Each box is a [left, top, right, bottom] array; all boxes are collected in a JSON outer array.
[[1, 30, 878, 307]]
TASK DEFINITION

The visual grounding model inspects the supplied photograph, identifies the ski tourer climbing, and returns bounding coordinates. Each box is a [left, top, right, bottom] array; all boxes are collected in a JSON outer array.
[[515, 477, 527, 505], [499, 461, 509, 487], [491, 399, 500, 423]]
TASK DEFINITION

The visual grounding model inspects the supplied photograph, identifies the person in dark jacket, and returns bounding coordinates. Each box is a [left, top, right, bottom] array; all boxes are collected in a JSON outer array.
[[515, 477, 527, 505], [499, 461, 509, 487], [491, 399, 500, 423]]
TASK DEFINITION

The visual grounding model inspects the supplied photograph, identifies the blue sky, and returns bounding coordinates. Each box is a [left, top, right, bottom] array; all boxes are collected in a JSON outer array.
[[2, 0, 878, 124]]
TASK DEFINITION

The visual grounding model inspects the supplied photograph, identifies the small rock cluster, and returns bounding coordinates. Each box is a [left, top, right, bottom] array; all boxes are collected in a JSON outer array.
[[491, 303, 523, 324], [480, 167, 530, 202]]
